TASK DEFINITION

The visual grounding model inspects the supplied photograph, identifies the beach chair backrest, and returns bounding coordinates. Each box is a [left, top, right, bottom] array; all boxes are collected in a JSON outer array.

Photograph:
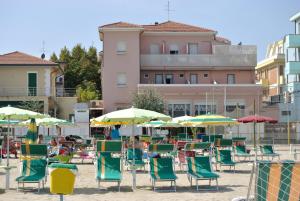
[[20, 144, 48, 157], [150, 157, 174, 178], [21, 159, 47, 177], [127, 148, 143, 160], [187, 156, 212, 174], [219, 150, 233, 163], [256, 161, 300, 201], [148, 144, 174, 153], [235, 145, 247, 154], [261, 145, 274, 154], [215, 139, 233, 147], [232, 137, 246, 142], [97, 154, 121, 179], [96, 140, 122, 153], [185, 142, 211, 151]]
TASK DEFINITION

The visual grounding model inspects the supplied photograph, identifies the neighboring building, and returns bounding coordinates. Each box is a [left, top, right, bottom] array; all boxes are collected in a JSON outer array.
[[281, 12, 300, 123], [99, 21, 262, 118], [0, 51, 77, 120], [256, 40, 285, 104]]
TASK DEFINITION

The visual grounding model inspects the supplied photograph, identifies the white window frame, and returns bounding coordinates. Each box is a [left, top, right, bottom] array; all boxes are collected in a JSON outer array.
[[169, 44, 179, 54]]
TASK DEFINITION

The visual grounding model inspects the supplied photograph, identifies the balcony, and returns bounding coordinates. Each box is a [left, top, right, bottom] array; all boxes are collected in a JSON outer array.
[[285, 34, 300, 48], [0, 87, 77, 97], [285, 61, 300, 74]]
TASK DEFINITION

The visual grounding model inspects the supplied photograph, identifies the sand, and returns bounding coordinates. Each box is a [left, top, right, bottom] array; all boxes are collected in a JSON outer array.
[[0, 146, 295, 201]]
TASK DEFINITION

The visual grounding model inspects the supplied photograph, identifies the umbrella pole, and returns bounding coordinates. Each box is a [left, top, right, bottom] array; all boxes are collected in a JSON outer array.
[[254, 122, 257, 161], [132, 124, 136, 190], [5, 115, 11, 189]]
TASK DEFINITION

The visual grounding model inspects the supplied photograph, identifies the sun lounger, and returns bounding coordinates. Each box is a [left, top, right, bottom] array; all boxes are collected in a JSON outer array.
[[234, 145, 253, 161], [16, 159, 47, 192], [126, 148, 146, 171], [215, 149, 236, 172], [259, 145, 280, 160], [149, 157, 177, 191], [186, 156, 219, 190], [96, 152, 122, 191]]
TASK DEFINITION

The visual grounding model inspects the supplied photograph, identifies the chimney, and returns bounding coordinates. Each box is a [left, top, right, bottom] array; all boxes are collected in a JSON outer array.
[[155, 22, 159, 25]]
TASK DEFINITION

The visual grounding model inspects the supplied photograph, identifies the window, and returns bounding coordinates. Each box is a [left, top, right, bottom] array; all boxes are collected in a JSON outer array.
[[168, 104, 191, 117], [194, 105, 216, 115], [116, 41, 127, 53], [282, 111, 291, 116], [204, 74, 208, 78], [279, 65, 284, 76], [155, 74, 163, 84], [165, 74, 173, 84], [188, 43, 198, 54], [150, 44, 160, 54], [190, 74, 198, 84], [169, 44, 179, 54], [117, 73, 127, 86], [226, 104, 245, 117], [227, 74, 236, 84], [28, 72, 37, 96], [179, 74, 184, 78], [144, 74, 149, 78]]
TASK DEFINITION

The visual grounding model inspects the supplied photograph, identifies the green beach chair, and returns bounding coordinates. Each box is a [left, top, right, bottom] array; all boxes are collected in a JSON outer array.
[[215, 149, 236, 172], [254, 161, 300, 201], [96, 153, 122, 191], [126, 148, 146, 171], [186, 156, 219, 190], [149, 157, 177, 191], [16, 159, 47, 192], [151, 136, 164, 143], [234, 145, 253, 161], [260, 145, 280, 160]]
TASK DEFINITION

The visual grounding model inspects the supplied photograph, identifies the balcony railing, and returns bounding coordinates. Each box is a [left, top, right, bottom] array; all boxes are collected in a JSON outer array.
[[56, 88, 77, 97], [0, 87, 51, 97], [141, 45, 257, 68], [0, 87, 77, 97]]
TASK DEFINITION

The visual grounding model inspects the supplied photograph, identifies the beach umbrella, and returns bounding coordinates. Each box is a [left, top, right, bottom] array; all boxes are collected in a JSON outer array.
[[25, 118, 38, 144], [172, 115, 193, 140], [0, 105, 48, 189], [92, 107, 171, 190], [238, 115, 278, 150], [0, 120, 19, 126], [180, 114, 237, 141], [20, 117, 73, 126], [139, 120, 180, 128]]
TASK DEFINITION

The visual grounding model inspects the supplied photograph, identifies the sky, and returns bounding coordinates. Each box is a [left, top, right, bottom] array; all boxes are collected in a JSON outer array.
[[0, 0, 299, 61]]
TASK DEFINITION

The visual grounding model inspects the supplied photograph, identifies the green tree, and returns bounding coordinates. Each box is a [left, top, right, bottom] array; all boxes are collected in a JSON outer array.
[[132, 89, 165, 113], [76, 81, 99, 102], [50, 53, 58, 62], [53, 44, 101, 101]]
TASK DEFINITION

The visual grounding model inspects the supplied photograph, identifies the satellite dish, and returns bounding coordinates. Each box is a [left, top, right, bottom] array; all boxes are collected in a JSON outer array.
[[41, 53, 45, 59]]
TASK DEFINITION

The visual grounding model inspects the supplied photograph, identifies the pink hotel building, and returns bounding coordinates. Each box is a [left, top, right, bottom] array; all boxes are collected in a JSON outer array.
[[99, 21, 262, 117]]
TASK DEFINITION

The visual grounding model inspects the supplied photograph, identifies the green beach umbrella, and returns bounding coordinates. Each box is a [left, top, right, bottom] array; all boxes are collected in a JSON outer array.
[[139, 120, 180, 128], [91, 107, 171, 190], [0, 120, 19, 126], [20, 117, 73, 126], [0, 105, 48, 189], [25, 118, 38, 144], [180, 114, 237, 126]]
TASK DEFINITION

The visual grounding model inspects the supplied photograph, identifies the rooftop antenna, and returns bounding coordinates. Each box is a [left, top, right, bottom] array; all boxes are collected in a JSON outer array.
[[40, 40, 46, 59], [165, 0, 174, 21]]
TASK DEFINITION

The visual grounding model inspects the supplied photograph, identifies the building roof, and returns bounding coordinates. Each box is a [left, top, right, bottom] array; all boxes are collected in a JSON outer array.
[[0, 51, 57, 66], [142, 21, 215, 33], [215, 36, 231, 44], [100, 21, 142, 29], [100, 21, 216, 33], [290, 11, 300, 22]]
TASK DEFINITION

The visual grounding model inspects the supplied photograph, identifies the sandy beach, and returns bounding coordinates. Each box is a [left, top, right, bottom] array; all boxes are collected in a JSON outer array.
[[0, 146, 295, 201]]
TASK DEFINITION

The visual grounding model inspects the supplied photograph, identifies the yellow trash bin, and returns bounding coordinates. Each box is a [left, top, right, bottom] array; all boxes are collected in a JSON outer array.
[[49, 163, 78, 195]]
